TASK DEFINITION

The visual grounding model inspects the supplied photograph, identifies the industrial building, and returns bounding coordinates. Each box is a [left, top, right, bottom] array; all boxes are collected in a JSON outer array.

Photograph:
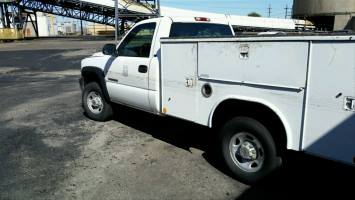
[[86, 23, 114, 36], [0, 0, 160, 39], [1, 0, 316, 40], [293, 0, 355, 31]]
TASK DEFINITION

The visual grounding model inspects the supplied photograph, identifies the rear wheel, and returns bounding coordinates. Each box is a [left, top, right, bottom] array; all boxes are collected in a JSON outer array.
[[219, 117, 282, 184], [82, 82, 113, 122]]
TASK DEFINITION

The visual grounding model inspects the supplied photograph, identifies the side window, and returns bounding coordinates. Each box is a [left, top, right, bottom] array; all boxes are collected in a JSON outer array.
[[117, 23, 156, 58]]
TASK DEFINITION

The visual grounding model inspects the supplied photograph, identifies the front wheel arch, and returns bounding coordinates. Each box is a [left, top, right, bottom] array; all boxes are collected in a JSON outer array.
[[82, 82, 113, 122], [81, 67, 110, 102]]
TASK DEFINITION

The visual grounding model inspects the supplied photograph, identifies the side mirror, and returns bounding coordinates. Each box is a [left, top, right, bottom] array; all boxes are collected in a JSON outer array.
[[102, 44, 117, 56]]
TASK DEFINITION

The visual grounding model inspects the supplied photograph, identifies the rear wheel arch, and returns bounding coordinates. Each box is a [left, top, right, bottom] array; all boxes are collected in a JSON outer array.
[[210, 98, 288, 156], [219, 116, 282, 184]]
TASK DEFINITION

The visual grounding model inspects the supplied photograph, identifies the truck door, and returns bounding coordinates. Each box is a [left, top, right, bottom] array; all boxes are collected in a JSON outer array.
[[160, 42, 199, 122], [303, 41, 355, 164], [106, 22, 157, 111]]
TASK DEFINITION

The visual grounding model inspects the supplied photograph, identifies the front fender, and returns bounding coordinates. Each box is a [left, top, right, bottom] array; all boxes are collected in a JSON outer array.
[[81, 66, 111, 102]]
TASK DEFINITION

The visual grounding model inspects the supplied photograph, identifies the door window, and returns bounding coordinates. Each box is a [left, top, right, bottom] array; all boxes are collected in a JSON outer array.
[[117, 23, 156, 58]]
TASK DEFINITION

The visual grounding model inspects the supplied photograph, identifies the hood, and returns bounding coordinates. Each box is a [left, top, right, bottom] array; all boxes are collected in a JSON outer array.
[[91, 52, 105, 57], [81, 53, 115, 72]]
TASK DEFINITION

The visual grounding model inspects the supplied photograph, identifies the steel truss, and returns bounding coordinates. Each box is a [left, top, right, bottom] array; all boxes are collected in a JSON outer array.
[[18, 0, 159, 26]]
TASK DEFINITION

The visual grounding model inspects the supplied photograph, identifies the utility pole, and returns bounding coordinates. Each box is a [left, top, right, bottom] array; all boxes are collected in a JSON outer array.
[[11, 4, 16, 28], [284, 4, 290, 19], [268, 4, 272, 18], [114, 0, 119, 44], [80, 2, 83, 35], [157, 0, 161, 17], [5, 3, 11, 28]]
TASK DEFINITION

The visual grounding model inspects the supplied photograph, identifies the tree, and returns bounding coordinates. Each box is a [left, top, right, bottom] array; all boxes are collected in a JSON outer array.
[[248, 12, 261, 17]]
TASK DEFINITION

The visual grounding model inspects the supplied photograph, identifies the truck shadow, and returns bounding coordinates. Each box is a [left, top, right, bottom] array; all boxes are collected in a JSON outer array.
[[111, 105, 354, 199], [112, 105, 215, 153], [234, 152, 355, 199]]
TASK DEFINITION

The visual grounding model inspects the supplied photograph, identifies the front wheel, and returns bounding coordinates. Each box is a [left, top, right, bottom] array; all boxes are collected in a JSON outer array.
[[219, 117, 282, 184], [82, 82, 113, 122]]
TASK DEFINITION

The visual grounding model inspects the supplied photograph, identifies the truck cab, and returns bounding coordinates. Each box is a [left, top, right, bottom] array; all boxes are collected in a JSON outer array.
[[81, 16, 234, 118]]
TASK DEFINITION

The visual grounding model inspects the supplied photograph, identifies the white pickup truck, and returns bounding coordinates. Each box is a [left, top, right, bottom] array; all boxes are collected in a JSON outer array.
[[80, 16, 355, 184]]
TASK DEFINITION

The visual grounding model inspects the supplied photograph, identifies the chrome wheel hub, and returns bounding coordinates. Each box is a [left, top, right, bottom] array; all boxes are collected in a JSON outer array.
[[87, 91, 104, 114], [239, 141, 258, 160], [229, 132, 265, 173]]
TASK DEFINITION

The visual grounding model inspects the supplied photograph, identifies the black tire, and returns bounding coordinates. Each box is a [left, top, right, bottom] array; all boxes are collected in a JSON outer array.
[[219, 117, 282, 184], [82, 82, 113, 122]]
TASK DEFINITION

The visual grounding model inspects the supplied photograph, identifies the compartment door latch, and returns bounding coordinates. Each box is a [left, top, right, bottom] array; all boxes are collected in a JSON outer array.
[[185, 77, 195, 88], [344, 97, 355, 111]]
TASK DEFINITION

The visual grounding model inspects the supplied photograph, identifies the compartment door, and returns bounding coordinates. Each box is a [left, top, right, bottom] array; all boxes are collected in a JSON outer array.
[[161, 42, 199, 122], [303, 42, 355, 164]]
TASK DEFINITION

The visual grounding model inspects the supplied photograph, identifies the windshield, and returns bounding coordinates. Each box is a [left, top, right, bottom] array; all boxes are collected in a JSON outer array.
[[169, 23, 233, 38]]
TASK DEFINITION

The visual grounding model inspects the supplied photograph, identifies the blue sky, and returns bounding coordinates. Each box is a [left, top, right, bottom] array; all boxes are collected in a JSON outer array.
[[161, 0, 294, 18]]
